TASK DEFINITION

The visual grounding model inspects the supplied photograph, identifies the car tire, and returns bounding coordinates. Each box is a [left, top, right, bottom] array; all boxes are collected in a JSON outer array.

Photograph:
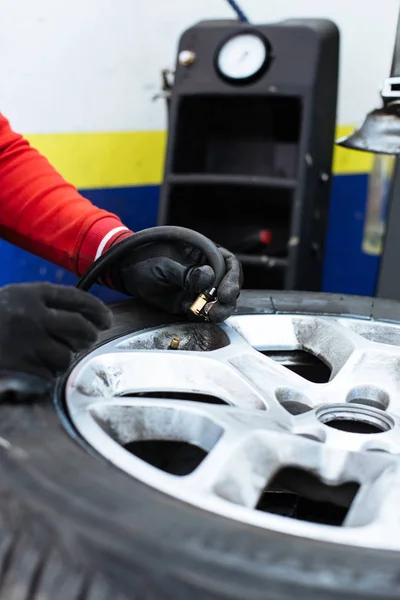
[[0, 290, 400, 599]]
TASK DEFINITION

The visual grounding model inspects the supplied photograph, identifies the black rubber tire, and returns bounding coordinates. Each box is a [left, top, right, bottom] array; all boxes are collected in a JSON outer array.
[[1, 290, 400, 599]]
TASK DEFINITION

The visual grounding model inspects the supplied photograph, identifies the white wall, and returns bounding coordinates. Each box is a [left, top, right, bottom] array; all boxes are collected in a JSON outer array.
[[0, 0, 399, 134]]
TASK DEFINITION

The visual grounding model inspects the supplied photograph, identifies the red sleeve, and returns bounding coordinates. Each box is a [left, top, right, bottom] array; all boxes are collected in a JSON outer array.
[[0, 114, 133, 276]]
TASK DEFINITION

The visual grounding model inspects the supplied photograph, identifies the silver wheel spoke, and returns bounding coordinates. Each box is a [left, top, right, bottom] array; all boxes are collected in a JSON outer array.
[[292, 317, 360, 377], [189, 430, 284, 508], [88, 398, 230, 450], [196, 324, 313, 414], [344, 463, 400, 549], [228, 349, 311, 404], [190, 430, 390, 508], [70, 351, 266, 410]]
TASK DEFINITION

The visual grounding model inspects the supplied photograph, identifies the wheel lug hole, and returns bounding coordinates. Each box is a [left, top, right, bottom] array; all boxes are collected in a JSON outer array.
[[346, 386, 389, 411], [275, 387, 312, 415]]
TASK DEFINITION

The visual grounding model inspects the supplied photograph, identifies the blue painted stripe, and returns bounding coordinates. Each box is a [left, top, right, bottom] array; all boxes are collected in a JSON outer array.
[[0, 185, 160, 303], [323, 174, 379, 296], [0, 177, 377, 302]]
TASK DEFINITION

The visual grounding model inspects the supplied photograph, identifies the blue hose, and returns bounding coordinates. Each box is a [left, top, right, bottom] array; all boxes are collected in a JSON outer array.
[[225, 0, 249, 23]]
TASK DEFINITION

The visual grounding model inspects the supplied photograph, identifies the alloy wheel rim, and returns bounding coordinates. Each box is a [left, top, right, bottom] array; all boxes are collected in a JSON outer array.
[[65, 313, 400, 550]]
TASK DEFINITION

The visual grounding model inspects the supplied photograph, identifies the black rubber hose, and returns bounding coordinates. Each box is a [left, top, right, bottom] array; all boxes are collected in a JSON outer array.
[[76, 225, 226, 293]]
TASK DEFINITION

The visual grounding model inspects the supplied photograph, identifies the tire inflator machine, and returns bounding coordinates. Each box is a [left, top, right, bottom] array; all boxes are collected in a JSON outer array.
[[157, 19, 340, 292]]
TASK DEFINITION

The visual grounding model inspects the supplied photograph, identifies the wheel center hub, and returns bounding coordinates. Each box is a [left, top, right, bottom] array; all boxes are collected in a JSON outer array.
[[316, 404, 394, 434]]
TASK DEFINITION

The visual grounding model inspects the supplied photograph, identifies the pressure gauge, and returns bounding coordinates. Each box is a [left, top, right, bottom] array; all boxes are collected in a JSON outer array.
[[216, 33, 269, 83]]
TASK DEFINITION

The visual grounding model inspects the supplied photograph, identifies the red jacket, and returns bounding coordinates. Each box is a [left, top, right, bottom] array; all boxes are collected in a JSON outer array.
[[0, 114, 133, 276]]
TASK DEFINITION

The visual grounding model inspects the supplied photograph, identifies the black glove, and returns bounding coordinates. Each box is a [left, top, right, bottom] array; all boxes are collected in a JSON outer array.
[[0, 283, 112, 384], [111, 240, 243, 322]]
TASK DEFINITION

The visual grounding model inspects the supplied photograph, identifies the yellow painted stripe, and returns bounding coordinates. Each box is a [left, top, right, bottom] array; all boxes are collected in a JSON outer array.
[[26, 130, 167, 189], [25, 124, 372, 190], [333, 125, 374, 175]]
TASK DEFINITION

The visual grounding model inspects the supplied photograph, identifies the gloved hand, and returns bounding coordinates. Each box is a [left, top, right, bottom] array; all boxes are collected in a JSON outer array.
[[0, 283, 112, 384], [110, 240, 243, 322]]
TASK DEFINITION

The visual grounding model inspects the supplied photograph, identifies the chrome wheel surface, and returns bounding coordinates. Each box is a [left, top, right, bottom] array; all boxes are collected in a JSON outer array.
[[65, 313, 400, 551]]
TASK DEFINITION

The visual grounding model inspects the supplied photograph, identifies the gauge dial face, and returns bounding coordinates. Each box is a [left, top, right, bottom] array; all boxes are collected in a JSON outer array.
[[217, 33, 268, 81]]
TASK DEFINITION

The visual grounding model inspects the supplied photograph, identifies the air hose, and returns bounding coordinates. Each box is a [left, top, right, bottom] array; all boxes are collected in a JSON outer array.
[[225, 0, 249, 23], [76, 225, 226, 319]]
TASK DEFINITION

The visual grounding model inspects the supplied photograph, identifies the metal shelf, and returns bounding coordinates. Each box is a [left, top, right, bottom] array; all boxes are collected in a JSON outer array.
[[236, 254, 289, 269], [166, 174, 297, 189]]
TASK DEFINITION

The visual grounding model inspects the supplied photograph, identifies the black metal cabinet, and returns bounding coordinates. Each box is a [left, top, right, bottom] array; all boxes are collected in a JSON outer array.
[[158, 19, 339, 291]]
